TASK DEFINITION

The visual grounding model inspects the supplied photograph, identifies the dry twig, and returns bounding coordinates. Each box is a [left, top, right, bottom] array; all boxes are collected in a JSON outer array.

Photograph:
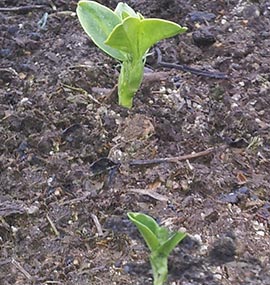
[[91, 214, 104, 236], [127, 188, 168, 201], [155, 48, 228, 79], [46, 214, 60, 237], [129, 147, 215, 166], [0, 5, 47, 13], [11, 258, 32, 280]]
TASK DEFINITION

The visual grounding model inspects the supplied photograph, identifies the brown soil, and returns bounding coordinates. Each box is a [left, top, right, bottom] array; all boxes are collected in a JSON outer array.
[[1, 1, 270, 284]]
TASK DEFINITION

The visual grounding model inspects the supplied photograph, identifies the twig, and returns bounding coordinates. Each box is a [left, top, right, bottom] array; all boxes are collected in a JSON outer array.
[[159, 61, 228, 79], [0, 114, 12, 123], [48, 11, 76, 18], [60, 83, 104, 106], [129, 147, 215, 166], [59, 192, 92, 206], [91, 214, 104, 236], [0, 67, 19, 76], [46, 214, 60, 237], [0, 5, 47, 13], [155, 48, 228, 79], [11, 258, 32, 280], [127, 188, 168, 201]]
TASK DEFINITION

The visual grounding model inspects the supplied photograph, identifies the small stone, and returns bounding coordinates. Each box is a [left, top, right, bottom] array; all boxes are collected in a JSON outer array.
[[239, 81, 245, 87], [209, 235, 236, 263], [27, 205, 39, 215], [193, 234, 202, 244], [214, 273, 223, 280], [187, 11, 216, 23], [221, 19, 227, 25], [0, 48, 12, 58], [29, 32, 41, 41], [73, 259, 80, 266], [243, 4, 260, 18], [231, 102, 238, 109], [11, 226, 19, 234], [256, 230, 265, 237], [192, 28, 216, 47], [20, 97, 32, 105], [7, 26, 19, 35]]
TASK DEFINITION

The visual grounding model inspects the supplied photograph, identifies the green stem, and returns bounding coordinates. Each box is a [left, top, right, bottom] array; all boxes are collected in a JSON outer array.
[[150, 253, 168, 285], [118, 59, 144, 108]]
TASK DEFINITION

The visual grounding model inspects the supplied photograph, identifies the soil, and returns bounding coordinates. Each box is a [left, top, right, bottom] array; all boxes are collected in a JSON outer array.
[[1, 0, 270, 284]]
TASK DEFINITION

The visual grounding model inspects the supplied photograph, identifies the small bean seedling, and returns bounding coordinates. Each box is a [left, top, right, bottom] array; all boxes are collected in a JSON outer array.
[[77, 1, 187, 108], [128, 212, 186, 285]]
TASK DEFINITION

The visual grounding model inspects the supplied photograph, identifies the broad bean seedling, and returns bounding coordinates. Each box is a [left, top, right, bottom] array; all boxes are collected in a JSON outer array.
[[128, 212, 186, 285], [77, 1, 187, 108]]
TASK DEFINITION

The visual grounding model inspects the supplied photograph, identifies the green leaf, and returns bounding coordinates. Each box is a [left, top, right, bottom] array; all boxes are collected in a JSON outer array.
[[105, 17, 187, 59], [105, 17, 140, 57], [158, 231, 186, 257], [76, 0, 127, 61], [128, 212, 160, 252], [114, 2, 139, 19], [139, 19, 187, 57], [156, 227, 169, 243], [128, 212, 187, 285]]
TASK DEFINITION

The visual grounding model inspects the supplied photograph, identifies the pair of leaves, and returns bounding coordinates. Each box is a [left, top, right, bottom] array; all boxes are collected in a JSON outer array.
[[105, 18, 186, 60], [77, 1, 187, 61], [77, 1, 187, 108], [127, 212, 186, 257], [77, 1, 124, 60]]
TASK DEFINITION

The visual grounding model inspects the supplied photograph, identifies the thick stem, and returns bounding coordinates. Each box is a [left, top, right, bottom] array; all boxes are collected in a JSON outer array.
[[118, 59, 144, 108], [150, 253, 168, 285]]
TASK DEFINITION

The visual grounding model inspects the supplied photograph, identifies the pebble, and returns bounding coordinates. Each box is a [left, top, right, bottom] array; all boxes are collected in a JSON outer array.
[[209, 235, 236, 262], [7, 25, 19, 35], [243, 4, 260, 18], [29, 32, 41, 41], [193, 234, 202, 244], [221, 19, 227, 25], [252, 220, 265, 231], [192, 28, 216, 48], [239, 81, 245, 87], [231, 102, 238, 109], [256, 230, 265, 237], [187, 11, 216, 23], [11, 226, 19, 234], [19, 97, 32, 105], [27, 205, 39, 215], [0, 48, 12, 58], [214, 273, 223, 280]]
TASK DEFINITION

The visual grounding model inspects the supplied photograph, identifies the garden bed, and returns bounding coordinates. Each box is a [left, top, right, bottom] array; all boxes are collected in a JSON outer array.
[[0, 0, 270, 284]]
